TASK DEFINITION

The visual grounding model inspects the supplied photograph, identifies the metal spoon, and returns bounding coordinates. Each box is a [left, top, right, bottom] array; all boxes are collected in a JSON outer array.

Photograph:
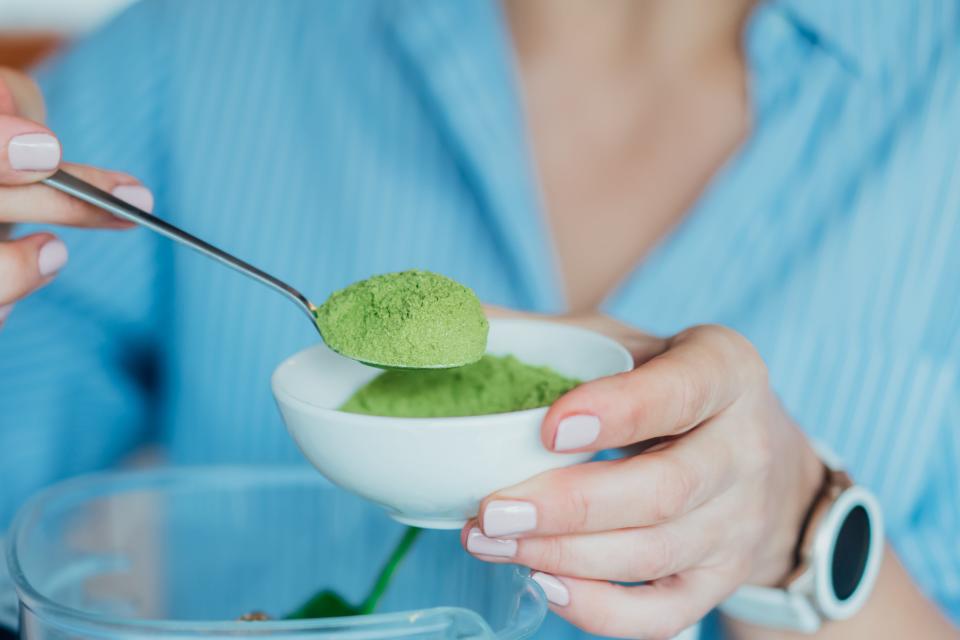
[[42, 170, 458, 369]]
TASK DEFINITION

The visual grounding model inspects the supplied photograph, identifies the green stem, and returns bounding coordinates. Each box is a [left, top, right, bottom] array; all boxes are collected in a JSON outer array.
[[359, 526, 422, 614], [283, 526, 422, 620]]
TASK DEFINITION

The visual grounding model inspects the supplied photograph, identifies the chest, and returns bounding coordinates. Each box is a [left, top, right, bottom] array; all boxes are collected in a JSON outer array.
[[518, 64, 749, 311]]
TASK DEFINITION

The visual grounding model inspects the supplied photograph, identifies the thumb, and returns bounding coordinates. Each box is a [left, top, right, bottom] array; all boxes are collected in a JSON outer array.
[[0, 68, 46, 122]]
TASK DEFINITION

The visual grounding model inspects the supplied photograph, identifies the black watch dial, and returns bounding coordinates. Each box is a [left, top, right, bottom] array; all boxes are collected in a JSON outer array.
[[831, 504, 871, 601]]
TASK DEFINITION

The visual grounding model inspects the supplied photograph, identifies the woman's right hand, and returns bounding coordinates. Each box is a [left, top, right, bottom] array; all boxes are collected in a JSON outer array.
[[0, 67, 154, 327]]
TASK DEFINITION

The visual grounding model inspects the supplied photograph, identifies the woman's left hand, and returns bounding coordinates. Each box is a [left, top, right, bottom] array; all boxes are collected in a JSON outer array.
[[462, 313, 826, 640]]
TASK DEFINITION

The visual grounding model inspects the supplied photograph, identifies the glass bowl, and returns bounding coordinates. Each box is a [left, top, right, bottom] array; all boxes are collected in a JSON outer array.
[[6, 467, 547, 639]]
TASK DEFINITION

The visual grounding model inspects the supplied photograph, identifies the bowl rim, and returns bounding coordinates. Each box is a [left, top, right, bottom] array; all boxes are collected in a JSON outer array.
[[271, 318, 634, 426], [5, 466, 547, 636]]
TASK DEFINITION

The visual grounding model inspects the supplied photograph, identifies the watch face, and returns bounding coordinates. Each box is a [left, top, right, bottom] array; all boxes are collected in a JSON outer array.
[[831, 505, 871, 601]]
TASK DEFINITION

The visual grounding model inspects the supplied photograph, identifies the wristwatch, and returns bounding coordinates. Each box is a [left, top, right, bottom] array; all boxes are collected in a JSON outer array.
[[719, 446, 884, 633]]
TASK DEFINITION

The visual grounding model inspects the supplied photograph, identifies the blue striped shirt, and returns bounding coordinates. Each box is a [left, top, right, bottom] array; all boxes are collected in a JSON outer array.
[[1, 0, 958, 636]]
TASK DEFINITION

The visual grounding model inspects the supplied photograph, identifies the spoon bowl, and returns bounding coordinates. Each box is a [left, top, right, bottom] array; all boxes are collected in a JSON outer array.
[[311, 270, 488, 370]]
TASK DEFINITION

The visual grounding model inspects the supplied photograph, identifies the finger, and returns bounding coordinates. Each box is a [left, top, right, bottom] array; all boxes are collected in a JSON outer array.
[[0, 70, 60, 184], [482, 304, 531, 319], [558, 313, 668, 365], [0, 68, 46, 121], [482, 306, 668, 364], [0, 232, 67, 304], [543, 324, 765, 451], [0, 162, 151, 226], [532, 569, 737, 640], [0, 114, 61, 183], [464, 517, 714, 582], [478, 435, 734, 536]]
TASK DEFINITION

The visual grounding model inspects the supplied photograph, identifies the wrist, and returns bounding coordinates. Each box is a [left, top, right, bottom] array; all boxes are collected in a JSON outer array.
[[754, 432, 826, 586]]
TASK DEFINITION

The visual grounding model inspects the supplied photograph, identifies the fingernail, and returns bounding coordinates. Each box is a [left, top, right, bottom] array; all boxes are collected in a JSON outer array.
[[0, 304, 12, 324], [467, 527, 517, 558], [554, 414, 601, 451], [8, 133, 61, 171], [37, 238, 68, 277], [483, 500, 537, 537], [111, 185, 154, 213], [532, 572, 570, 606]]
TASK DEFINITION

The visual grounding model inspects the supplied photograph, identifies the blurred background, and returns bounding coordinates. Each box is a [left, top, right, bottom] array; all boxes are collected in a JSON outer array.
[[0, 0, 135, 69]]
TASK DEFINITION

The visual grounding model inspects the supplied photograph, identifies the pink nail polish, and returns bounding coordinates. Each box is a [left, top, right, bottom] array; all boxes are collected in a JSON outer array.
[[8, 133, 61, 171], [111, 185, 154, 213], [467, 527, 517, 558], [0, 304, 13, 324], [37, 239, 68, 277], [482, 500, 537, 537], [532, 572, 570, 606], [554, 414, 600, 451]]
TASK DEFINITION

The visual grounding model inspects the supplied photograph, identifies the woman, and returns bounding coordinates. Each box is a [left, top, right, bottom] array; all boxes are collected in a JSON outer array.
[[1, 1, 957, 638]]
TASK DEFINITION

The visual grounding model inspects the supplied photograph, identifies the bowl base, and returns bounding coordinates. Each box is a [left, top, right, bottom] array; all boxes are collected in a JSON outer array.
[[390, 513, 468, 529]]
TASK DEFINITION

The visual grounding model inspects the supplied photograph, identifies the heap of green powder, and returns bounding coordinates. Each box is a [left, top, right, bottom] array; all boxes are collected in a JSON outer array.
[[314, 270, 489, 369], [340, 354, 580, 418]]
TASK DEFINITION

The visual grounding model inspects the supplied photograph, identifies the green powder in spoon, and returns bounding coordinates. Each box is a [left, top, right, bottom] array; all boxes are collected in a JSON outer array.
[[340, 354, 580, 418], [314, 270, 488, 369]]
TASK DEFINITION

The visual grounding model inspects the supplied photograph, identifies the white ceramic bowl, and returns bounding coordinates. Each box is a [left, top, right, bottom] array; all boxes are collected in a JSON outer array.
[[272, 318, 633, 529]]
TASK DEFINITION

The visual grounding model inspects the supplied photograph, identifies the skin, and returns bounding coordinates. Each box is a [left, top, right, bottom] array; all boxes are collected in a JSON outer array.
[[505, 0, 753, 311], [459, 2, 960, 638], [0, 67, 151, 327]]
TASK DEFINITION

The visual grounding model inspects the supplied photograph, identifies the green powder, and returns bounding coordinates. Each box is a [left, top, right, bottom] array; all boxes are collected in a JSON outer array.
[[340, 354, 580, 418], [314, 270, 488, 369]]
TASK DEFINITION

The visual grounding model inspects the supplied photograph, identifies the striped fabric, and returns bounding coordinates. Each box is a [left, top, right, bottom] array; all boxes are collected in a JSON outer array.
[[1, 0, 958, 637]]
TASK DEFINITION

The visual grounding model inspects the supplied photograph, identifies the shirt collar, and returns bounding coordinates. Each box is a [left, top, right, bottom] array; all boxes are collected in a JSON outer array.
[[770, 0, 901, 78]]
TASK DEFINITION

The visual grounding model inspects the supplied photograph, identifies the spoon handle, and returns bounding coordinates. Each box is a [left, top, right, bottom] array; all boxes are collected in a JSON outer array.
[[43, 170, 318, 323]]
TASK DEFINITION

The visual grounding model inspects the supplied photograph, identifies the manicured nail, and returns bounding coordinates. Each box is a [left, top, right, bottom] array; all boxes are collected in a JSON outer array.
[[483, 500, 537, 537], [38, 238, 68, 277], [0, 304, 12, 324], [467, 527, 517, 558], [554, 414, 600, 451], [111, 185, 154, 213], [532, 572, 570, 606], [8, 133, 61, 171]]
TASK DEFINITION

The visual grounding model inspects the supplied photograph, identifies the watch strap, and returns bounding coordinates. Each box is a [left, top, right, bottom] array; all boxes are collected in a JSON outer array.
[[719, 583, 822, 633]]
